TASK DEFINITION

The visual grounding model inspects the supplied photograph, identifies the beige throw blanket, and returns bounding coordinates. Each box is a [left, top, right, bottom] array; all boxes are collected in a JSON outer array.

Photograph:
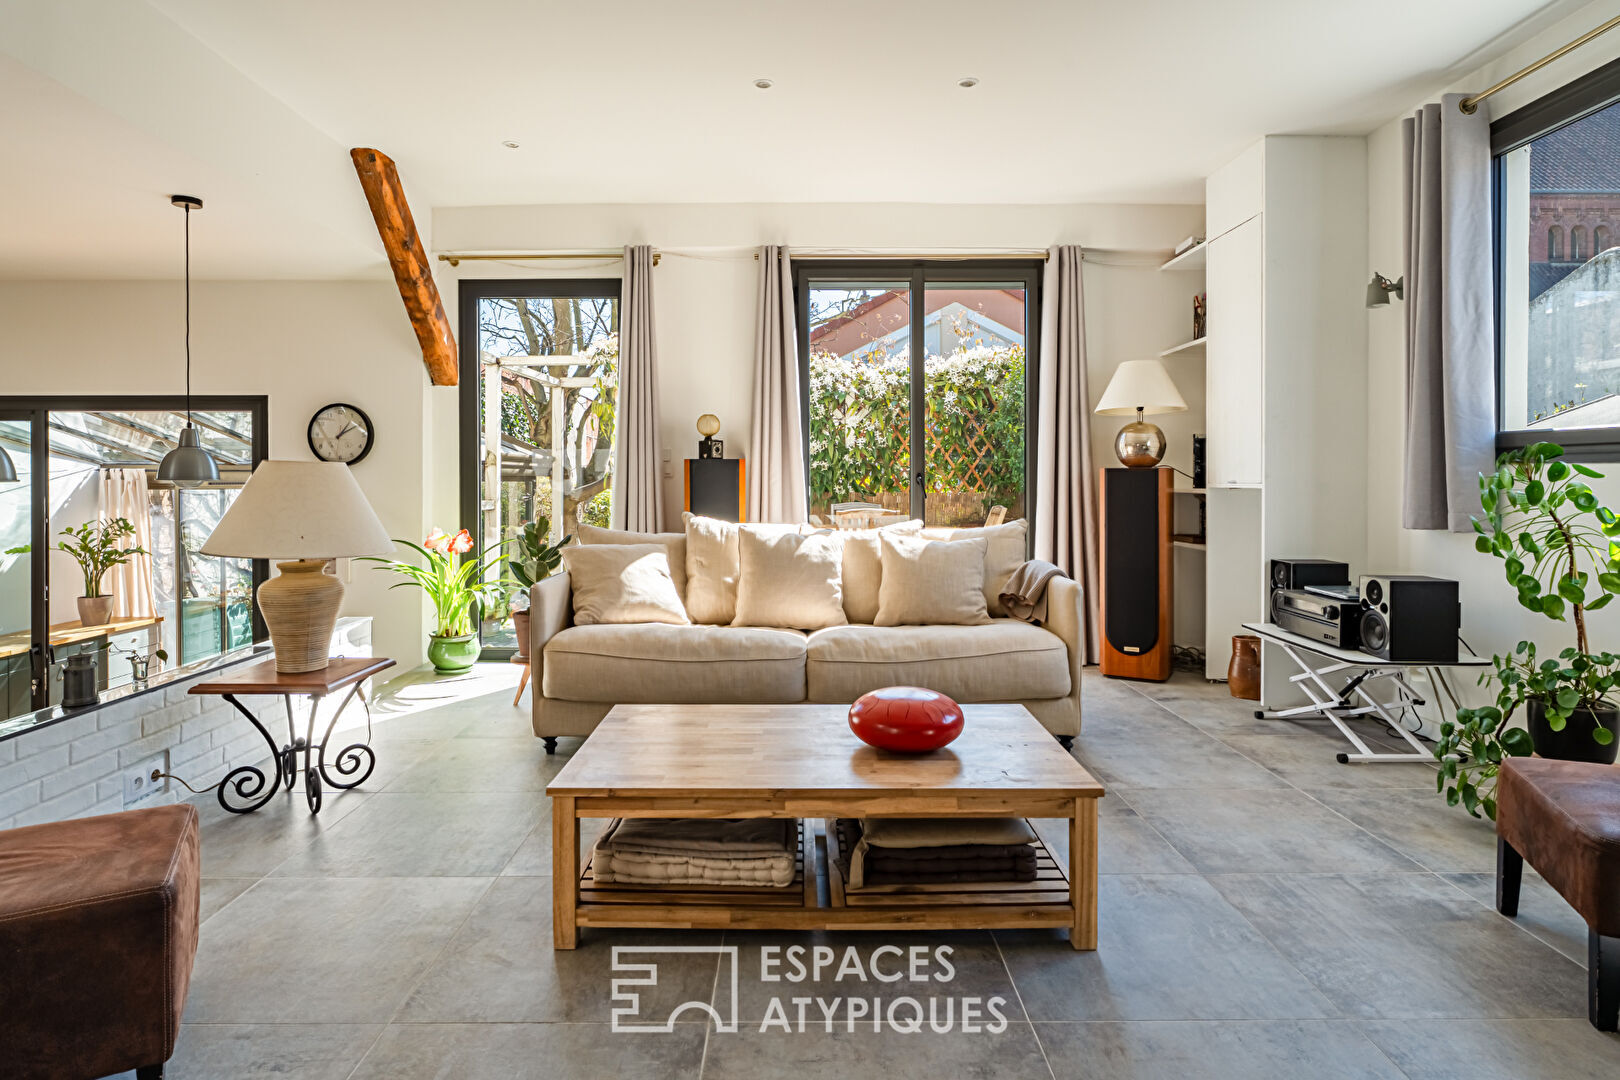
[[999, 559, 1068, 626], [591, 818, 796, 887]]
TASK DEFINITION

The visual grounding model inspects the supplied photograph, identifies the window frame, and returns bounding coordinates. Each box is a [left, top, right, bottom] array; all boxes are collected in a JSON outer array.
[[457, 278, 622, 659], [0, 394, 269, 716], [791, 258, 1042, 532], [1493, 53, 1620, 460]]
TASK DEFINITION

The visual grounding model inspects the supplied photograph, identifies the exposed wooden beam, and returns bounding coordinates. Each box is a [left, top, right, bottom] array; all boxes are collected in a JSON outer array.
[[350, 148, 458, 386]]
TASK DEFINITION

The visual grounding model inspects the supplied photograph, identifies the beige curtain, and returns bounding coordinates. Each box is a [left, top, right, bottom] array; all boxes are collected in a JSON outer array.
[[1035, 245, 1100, 663], [1402, 94, 1495, 532], [100, 468, 155, 618], [747, 245, 808, 523], [612, 244, 666, 531]]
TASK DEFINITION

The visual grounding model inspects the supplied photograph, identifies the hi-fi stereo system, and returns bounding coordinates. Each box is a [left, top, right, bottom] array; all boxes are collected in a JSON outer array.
[[1267, 559, 1460, 663]]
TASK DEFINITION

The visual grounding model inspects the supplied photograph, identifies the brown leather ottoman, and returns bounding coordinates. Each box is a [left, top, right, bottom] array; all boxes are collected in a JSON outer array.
[[1496, 757, 1620, 1031], [0, 803, 201, 1080]]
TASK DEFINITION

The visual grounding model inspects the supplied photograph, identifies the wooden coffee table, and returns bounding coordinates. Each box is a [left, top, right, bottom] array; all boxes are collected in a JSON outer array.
[[547, 702, 1103, 950]]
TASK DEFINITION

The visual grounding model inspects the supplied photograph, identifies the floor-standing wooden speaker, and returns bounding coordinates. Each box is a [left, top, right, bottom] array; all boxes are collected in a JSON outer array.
[[1099, 466, 1173, 681]]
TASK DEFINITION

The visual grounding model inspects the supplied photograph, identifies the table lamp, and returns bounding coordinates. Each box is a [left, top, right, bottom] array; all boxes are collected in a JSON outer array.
[[1093, 358, 1187, 467], [202, 460, 392, 674]]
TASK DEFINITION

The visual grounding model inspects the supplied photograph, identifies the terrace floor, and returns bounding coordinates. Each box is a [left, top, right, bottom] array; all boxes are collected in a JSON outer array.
[[108, 664, 1620, 1079]]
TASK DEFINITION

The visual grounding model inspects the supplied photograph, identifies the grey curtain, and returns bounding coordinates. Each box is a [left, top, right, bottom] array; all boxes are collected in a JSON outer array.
[[1402, 94, 1496, 532], [747, 246, 808, 523], [1035, 245, 1101, 663], [612, 244, 665, 531]]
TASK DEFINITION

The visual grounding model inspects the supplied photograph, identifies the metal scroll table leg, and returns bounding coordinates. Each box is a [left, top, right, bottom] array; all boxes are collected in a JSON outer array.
[[217, 693, 284, 814], [303, 695, 323, 814], [281, 696, 299, 793], [317, 682, 376, 791]]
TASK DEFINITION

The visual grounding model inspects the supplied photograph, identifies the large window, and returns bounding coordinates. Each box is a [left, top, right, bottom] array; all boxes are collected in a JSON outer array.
[[1495, 56, 1620, 457], [459, 280, 620, 655], [0, 397, 267, 724], [794, 261, 1040, 529]]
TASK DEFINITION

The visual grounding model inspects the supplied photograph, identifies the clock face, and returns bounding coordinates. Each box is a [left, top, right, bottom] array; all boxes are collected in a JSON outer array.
[[307, 403, 374, 465]]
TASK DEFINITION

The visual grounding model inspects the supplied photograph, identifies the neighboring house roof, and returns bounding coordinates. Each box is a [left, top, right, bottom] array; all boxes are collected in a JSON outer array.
[[810, 288, 1025, 360], [1530, 104, 1620, 193]]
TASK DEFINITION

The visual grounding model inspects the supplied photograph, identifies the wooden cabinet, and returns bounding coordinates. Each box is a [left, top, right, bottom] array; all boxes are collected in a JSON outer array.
[[1205, 215, 1264, 488]]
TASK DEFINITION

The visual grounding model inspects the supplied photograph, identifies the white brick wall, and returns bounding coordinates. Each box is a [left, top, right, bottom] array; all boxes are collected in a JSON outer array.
[[0, 670, 279, 830]]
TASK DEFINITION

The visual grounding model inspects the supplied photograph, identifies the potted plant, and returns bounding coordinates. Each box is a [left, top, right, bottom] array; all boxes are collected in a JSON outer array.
[[1436, 441, 1620, 818], [56, 518, 147, 627], [361, 527, 514, 675], [507, 517, 571, 660]]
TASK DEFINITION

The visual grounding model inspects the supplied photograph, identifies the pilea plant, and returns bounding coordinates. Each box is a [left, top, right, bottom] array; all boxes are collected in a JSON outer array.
[[1435, 441, 1620, 819]]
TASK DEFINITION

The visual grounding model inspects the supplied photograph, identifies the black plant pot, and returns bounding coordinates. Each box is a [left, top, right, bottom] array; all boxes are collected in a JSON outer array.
[[1526, 698, 1620, 765]]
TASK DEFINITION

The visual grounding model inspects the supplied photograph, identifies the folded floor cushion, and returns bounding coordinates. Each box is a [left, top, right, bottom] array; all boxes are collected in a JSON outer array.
[[839, 817, 1038, 888], [591, 817, 797, 887]]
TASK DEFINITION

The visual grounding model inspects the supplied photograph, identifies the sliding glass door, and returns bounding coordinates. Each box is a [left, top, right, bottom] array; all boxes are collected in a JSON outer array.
[[459, 279, 621, 656], [796, 261, 1040, 528]]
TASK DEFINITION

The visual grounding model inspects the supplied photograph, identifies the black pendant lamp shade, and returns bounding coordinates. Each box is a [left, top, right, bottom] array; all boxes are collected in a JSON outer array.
[[157, 194, 219, 489]]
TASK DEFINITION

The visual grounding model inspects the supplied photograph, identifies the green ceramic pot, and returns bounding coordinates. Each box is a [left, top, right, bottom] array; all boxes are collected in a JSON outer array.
[[427, 633, 479, 675]]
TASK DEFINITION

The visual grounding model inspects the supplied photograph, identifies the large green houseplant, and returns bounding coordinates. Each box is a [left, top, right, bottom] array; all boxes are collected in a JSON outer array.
[[507, 517, 571, 661], [1436, 441, 1620, 819]]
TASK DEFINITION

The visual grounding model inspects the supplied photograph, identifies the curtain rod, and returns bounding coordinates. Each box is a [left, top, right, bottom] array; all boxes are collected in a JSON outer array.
[[752, 247, 1169, 263], [437, 250, 659, 267], [1461, 13, 1620, 114]]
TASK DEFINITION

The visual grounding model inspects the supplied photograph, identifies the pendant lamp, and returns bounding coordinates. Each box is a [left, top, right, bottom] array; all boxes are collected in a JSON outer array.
[[157, 194, 220, 488]]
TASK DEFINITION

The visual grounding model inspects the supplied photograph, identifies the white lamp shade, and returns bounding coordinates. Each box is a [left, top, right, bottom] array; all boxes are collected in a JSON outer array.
[[202, 460, 392, 560], [1094, 359, 1189, 416]]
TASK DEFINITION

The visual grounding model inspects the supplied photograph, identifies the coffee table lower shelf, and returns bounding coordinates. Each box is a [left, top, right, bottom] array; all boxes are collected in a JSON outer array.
[[565, 819, 1079, 940]]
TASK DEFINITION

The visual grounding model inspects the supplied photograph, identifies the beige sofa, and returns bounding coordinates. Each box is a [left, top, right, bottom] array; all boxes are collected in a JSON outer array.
[[526, 566, 1084, 754]]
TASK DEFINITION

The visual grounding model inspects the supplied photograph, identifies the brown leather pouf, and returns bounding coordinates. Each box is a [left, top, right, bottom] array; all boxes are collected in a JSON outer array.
[[0, 803, 201, 1080]]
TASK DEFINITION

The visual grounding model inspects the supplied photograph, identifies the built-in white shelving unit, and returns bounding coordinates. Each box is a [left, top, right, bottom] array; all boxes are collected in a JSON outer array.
[[1159, 241, 1208, 272], [1159, 337, 1206, 359]]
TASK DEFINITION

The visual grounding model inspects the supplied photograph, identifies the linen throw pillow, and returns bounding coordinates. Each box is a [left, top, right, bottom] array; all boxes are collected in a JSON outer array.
[[561, 544, 690, 626], [924, 518, 1028, 617], [576, 522, 688, 602], [840, 518, 923, 623], [733, 528, 847, 630], [875, 533, 991, 626], [682, 513, 803, 625]]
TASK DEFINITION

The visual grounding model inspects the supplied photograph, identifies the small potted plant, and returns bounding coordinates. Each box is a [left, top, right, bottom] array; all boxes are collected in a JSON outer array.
[[361, 527, 514, 675], [56, 518, 147, 627], [507, 517, 571, 659], [1436, 441, 1620, 819]]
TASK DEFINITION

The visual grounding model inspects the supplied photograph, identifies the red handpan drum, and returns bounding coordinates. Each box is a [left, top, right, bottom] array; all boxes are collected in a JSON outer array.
[[848, 686, 965, 752]]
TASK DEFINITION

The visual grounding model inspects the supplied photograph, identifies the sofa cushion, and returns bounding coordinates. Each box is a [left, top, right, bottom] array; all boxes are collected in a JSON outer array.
[[577, 522, 688, 602], [875, 533, 990, 626], [544, 624, 807, 703], [683, 514, 809, 625], [734, 528, 848, 630], [841, 519, 923, 624], [561, 544, 690, 626], [923, 518, 1027, 617], [806, 620, 1070, 703]]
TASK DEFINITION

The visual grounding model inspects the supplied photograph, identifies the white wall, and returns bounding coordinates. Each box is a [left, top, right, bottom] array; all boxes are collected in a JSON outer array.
[[0, 281, 435, 670], [1366, 0, 1620, 716], [434, 201, 1209, 640]]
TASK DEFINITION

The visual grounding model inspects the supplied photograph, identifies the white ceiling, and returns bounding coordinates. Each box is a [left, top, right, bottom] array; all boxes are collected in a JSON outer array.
[[0, 0, 1595, 278]]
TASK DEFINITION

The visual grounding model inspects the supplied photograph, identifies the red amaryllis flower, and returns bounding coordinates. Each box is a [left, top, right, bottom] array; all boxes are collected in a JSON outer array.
[[424, 528, 451, 553], [450, 529, 474, 554]]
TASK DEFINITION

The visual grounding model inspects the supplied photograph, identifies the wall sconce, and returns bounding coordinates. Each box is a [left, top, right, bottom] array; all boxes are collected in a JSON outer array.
[[1367, 273, 1404, 307]]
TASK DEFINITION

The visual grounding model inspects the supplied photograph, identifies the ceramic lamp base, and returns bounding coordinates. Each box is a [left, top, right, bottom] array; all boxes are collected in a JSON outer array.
[[260, 559, 342, 674]]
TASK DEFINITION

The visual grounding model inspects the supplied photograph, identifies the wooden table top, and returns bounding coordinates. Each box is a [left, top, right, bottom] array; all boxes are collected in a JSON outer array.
[[188, 656, 395, 697], [0, 615, 164, 660], [548, 703, 1103, 799]]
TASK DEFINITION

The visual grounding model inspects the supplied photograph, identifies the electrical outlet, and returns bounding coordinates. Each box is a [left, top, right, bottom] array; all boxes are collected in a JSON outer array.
[[123, 752, 170, 808]]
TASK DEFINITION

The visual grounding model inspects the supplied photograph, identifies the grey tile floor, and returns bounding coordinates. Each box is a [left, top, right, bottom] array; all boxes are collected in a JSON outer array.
[[107, 664, 1620, 1079]]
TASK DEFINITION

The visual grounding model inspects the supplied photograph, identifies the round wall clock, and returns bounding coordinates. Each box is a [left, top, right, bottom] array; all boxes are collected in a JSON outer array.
[[307, 402, 374, 465]]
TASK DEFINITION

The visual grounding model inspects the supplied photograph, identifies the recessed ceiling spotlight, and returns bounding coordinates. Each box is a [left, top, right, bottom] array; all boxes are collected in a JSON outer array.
[[501, 139, 520, 149], [754, 78, 774, 90], [958, 76, 979, 89]]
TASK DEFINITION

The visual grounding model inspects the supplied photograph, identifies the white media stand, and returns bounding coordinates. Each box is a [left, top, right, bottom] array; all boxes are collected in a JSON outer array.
[[1242, 622, 1489, 764]]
